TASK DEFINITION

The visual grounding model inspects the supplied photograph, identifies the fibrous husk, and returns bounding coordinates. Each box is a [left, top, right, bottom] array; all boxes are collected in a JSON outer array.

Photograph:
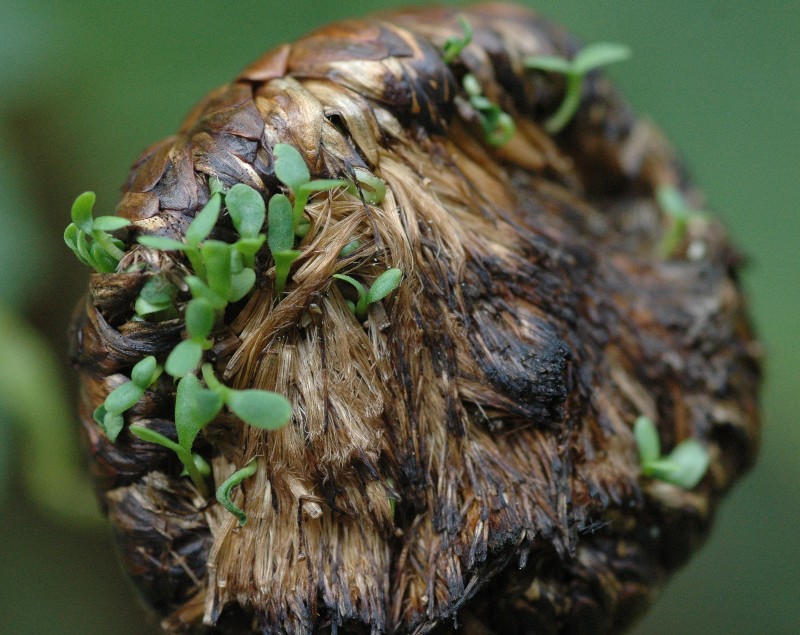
[[70, 4, 761, 634]]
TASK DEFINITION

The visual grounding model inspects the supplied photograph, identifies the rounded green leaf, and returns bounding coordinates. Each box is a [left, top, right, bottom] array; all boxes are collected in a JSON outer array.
[[664, 439, 709, 489], [268, 194, 295, 254], [139, 276, 177, 304], [366, 268, 403, 304], [226, 389, 292, 430], [88, 241, 119, 273], [137, 235, 189, 251], [93, 404, 124, 443], [92, 216, 131, 232], [349, 169, 386, 204], [340, 239, 361, 257], [186, 193, 221, 246], [274, 143, 310, 191], [226, 184, 266, 239], [104, 381, 145, 415], [634, 415, 660, 465], [572, 42, 631, 75], [462, 73, 481, 97], [70, 191, 96, 233], [228, 267, 257, 302], [165, 340, 203, 378], [131, 355, 160, 389], [63, 223, 85, 256], [485, 111, 515, 147], [174, 374, 223, 452], [185, 298, 216, 341]]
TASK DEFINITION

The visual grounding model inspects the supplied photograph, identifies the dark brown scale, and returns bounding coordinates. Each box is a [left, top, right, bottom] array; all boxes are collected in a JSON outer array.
[[70, 4, 760, 633]]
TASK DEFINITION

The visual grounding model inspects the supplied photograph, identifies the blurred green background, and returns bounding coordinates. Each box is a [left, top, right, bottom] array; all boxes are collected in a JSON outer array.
[[0, 1, 797, 633]]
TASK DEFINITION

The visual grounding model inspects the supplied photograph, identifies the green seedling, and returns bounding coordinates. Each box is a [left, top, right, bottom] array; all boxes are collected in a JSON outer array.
[[165, 297, 216, 377], [134, 275, 178, 321], [64, 191, 131, 273], [267, 194, 301, 294], [634, 416, 709, 489], [333, 268, 403, 321], [524, 42, 631, 134], [462, 74, 515, 147], [655, 185, 709, 258], [346, 167, 387, 205], [93, 356, 162, 442], [130, 373, 222, 496], [273, 143, 348, 236], [137, 192, 222, 279], [216, 458, 259, 526], [130, 366, 292, 502], [201, 364, 293, 431], [442, 14, 473, 64]]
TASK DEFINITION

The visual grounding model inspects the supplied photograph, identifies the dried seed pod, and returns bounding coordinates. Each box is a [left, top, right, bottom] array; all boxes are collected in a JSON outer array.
[[70, 4, 761, 634]]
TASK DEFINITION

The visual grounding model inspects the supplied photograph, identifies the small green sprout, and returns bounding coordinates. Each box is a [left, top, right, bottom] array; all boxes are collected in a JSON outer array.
[[340, 239, 361, 258], [267, 194, 301, 294], [130, 366, 292, 500], [165, 297, 216, 377], [273, 143, 348, 236], [134, 275, 178, 321], [347, 167, 387, 205], [442, 14, 473, 64], [462, 74, 516, 147], [655, 185, 709, 258], [524, 42, 631, 133], [93, 356, 161, 442], [64, 191, 131, 273], [216, 458, 259, 526], [333, 268, 403, 321], [634, 416, 710, 489]]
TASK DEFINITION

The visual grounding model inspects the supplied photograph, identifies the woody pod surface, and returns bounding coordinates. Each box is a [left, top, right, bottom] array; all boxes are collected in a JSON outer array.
[[69, 4, 761, 634]]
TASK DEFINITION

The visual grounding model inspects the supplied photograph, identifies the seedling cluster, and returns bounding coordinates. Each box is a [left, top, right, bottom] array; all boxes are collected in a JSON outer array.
[[524, 42, 631, 133], [634, 416, 709, 489], [64, 192, 131, 273], [68, 143, 402, 524]]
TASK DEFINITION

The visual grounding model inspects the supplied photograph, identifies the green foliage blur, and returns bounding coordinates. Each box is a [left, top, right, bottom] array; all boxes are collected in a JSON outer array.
[[0, 1, 797, 632]]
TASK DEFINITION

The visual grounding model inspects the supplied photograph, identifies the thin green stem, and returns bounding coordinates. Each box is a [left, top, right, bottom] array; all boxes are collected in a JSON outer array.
[[545, 72, 583, 134]]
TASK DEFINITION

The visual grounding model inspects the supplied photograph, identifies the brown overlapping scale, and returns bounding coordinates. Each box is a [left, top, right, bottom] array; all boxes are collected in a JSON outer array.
[[71, 4, 760, 633]]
